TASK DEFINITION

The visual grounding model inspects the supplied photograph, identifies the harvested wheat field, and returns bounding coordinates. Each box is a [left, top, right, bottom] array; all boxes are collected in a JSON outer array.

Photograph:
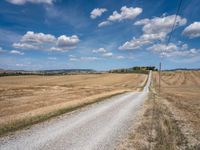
[[154, 71, 200, 132], [0, 73, 146, 135], [152, 71, 200, 149], [117, 71, 200, 150]]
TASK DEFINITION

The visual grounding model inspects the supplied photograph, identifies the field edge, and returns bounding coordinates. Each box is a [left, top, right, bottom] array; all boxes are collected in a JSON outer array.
[[0, 90, 129, 136]]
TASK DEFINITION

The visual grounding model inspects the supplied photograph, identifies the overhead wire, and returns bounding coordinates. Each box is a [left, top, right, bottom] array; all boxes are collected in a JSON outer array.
[[158, 0, 183, 94]]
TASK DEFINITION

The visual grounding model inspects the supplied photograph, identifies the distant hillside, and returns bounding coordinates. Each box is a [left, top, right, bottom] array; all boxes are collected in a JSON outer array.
[[37, 69, 96, 74], [165, 68, 200, 71], [0, 69, 96, 76]]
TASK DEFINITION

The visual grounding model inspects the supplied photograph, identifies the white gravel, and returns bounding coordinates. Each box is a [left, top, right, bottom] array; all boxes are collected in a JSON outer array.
[[0, 71, 151, 150]]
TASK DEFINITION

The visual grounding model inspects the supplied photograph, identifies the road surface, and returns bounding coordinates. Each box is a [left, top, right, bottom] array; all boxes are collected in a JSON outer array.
[[0, 71, 151, 150]]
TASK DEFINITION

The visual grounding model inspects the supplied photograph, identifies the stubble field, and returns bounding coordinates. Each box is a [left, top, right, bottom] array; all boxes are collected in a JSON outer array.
[[0, 73, 146, 135], [118, 71, 200, 150], [154, 71, 200, 134]]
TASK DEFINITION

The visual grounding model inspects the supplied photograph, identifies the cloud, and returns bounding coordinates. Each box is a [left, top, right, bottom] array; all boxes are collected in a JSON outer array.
[[182, 22, 200, 38], [13, 31, 80, 52], [80, 57, 99, 61], [119, 33, 166, 50], [99, 6, 142, 27], [16, 63, 26, 67], [69, 55, 99, 61], [13, 42, 38, 49], [49, 47, 63, 51], [134, 14, 187, 35], [92, 48, 124, 59], [98, 21, 111, 27], [0, 47, 24, 55], [108, 6, 142, 22], [21, 31, 56, 43], [6, 0, 54, 5], [90, 8, 107, 19], [10, 50, 24, 55], [13, 31, 56, 50], [56, 35, 80, 50], [92, 47, 113, 57], [119, 14, 187, 50], [103, 52, 113, 57], [92, 48, 107, 53], [148, 43, 200, 57]]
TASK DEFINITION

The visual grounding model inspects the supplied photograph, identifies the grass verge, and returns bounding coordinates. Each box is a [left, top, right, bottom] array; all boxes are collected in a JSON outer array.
[[137, 73, 149, 92], [117, 89, 188, 150], [0, 91, 127, 136]]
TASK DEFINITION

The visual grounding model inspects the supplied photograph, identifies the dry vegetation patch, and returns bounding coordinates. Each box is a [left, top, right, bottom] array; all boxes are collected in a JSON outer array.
[[0, 73, 146, 135], [153, 71, 200, 138], [117, 91, 188, 150], [117, 71, 200, 150]]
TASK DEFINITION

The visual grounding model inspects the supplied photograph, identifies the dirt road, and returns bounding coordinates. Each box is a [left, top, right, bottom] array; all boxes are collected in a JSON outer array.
[[0, 72, 151, 150]]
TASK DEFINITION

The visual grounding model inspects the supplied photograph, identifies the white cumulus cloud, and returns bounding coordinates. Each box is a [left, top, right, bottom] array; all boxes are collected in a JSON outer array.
[[119, 14, 187, 50], [21, 31, 56, 43], [148, 43, 200, 57], [108, 6, 142, 22], [182, 22, 200, 38], [92, 47, 113, 57], [13, 42, 38, 49], [56, 35, 80, 50], [119, 33, 166, 50], [0, 47, 24, 55], [98, 6, 142, 27], [92, 48, 107, 53], [90, 8, 107, 19], [13, 31, 80, 52], [134, 14, 187, 35]]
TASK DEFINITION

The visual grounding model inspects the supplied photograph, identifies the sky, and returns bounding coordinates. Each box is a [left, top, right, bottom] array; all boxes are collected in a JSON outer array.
[[0, 0, 200, 71]]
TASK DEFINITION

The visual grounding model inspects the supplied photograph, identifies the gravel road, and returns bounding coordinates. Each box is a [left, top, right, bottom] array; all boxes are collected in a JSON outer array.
[[0, 71, 151, 150]]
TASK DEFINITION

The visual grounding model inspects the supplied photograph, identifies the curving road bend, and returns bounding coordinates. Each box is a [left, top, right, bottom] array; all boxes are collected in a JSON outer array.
[[0, 71, 152, 150]]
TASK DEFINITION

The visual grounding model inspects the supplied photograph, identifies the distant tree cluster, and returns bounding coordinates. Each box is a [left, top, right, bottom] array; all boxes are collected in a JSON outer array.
[[132, 66, 157, 71], [109, 66, 157, 74]]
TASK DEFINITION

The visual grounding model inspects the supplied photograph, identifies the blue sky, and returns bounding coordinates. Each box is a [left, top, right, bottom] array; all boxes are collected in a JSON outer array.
[[0, 0, 200, 70]]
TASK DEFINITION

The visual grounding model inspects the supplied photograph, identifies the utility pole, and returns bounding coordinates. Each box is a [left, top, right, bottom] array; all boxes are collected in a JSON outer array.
[[159, 62, 161, 95]]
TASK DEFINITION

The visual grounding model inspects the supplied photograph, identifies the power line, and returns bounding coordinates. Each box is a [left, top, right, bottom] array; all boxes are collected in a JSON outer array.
[[166, 0, 183, 46], [159, 0, 183, 95]]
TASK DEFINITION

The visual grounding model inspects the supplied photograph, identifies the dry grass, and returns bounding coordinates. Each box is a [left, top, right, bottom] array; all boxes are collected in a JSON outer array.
[[153, 71, 200, 149], [117, 91, 188, 150], [117, 71, 200, 150], [153, 71, 200, 136], [0, 73, 146, 135]]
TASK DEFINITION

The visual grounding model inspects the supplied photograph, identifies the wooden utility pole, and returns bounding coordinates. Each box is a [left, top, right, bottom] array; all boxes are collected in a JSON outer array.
[[159, 62, 161, 95]]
